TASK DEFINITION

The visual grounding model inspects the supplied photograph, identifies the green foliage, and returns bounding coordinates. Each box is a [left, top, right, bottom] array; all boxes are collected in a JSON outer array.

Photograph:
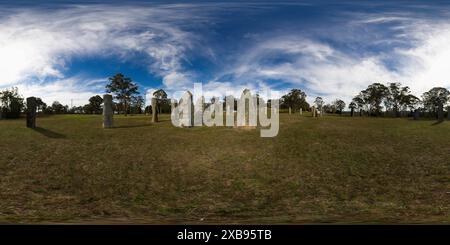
[[333, 99, 346, 114], [130, 95, 145, 114], [0, 87, 24, 119], [83, 95, 103, 114], [422, 87, 450, 115], [51, 101, 68, 114], [106, 73, 139, 115], [281, 89, 309, 112], [153, 89, 170, 113], [314, 97, 324, 109]]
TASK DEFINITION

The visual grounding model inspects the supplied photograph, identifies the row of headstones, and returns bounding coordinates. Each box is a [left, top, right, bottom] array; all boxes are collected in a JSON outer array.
[[311, 106, 323, 117], [289, 107, 322, 117], [26, 92, 260, 129], [23, 95, 450, 129], [103, 94, 159, 128], [104, 90, 271, 128]]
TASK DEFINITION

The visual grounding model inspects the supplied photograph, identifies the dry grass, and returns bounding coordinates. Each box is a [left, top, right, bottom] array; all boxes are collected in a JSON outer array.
[[0, 114, 449, 223]]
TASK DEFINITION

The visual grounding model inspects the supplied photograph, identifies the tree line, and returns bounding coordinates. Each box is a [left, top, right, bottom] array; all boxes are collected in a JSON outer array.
[[279, 82, 449, 118], [1, 76, 449, 119], [0, 73, 169, 119]]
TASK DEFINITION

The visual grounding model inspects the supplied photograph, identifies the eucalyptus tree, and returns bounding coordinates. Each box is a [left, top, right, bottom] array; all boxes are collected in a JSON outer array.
[[361, 83, 388, 116], [349, 101, 357, 117], [153, 89, 168, 113], [422, 87, 450, 116], [385, 82, 415, 117], [333, 99, 346, 114], [314, 97, 324, 113], [281, 89, 308, 113], [106, 73, 139, 115], [352, 94, 366, 116]]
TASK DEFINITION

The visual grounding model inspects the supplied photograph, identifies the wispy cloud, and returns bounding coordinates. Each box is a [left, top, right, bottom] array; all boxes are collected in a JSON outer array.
[[0, 4, 201, 99], [1, 2, 450, 106]]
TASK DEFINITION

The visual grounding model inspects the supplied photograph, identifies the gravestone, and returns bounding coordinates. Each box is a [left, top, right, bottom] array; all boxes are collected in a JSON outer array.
[[152, 98, 158, 122], [225, 95, 235, 126], [299, 108, 302, 115], [180, 91, 194, 127], [194, 96, 204, 126], [448, 106, 450, 120], [414, 109, 420, 120], [289, 107, 292, 115], [438, 103, 444, 121], [103, 94, 113, 128], [237, 89, 257, 127], [312, 106, 316, 117], [26, 97, 37, 128]]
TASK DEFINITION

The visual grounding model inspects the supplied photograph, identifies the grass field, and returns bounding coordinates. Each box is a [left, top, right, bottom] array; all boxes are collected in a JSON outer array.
[[0, 114, 449, 223]]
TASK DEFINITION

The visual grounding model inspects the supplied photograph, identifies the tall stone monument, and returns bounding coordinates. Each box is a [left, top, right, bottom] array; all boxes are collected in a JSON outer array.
[[237, 89, 257, 127], [448, 106, 450, 120], [152, 98, 158, 123], [438, 103, 444, 121], [312, 106, 316, 117], [225, 95, 235, 126], [26, 97, 37, 128], [194, 95, 204, 126], [103, 94, 113, 128], [413, 109, 420, 120]]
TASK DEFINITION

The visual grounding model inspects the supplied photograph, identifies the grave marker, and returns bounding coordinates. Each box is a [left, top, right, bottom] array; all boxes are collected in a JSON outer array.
[[103, 94, 113, 128], [26, 97, 37, 128]]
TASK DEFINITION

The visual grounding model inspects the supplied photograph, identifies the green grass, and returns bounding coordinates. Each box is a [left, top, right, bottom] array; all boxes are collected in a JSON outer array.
[[0, 114, 449, 223]]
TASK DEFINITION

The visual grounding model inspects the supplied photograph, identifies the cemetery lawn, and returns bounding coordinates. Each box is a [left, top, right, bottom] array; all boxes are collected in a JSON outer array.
[[0, 114, 449, 224]]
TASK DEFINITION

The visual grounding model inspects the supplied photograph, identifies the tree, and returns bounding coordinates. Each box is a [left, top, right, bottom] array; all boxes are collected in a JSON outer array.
[[130, 95, 145, 114], [323, 103, 333, 113], [422, 87, 450, 116], [333, 99, 346, 114], [385, 83, 414, 117], [314, 97, 324, 115], [349, 101, 357, 117], [106, 73, 139, 115], [0, 87, 24, 118], [153, 89, 168, 114], [84, 95, 103, 114], [35, 98, 47, 113], [51, 101, 67, 114], [281, 89, 308, 113], [144, 105, 152, 114], [68, 106, 83, 114], [352, 95, 365, 116], [402, 94, 420, 113], [361, 83, 388, 116]]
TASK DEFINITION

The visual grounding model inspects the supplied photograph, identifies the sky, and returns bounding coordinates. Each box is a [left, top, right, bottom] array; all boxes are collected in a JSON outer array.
[[1, 0, 450, 106]]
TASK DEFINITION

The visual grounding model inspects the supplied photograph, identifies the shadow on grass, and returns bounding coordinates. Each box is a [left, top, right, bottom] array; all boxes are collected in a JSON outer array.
[[431, 120, 445, 126], [33, 127, 66, 138]]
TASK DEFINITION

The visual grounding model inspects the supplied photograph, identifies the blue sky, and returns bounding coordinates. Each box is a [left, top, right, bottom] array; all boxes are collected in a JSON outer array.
[[1, 0, 450, 106]]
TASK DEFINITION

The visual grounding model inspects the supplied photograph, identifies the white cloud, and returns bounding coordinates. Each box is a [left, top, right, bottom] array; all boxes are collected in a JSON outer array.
[[209, 15, 450, 104], [2, 3, 450, 107], [0, 4, 197, 92], [15, 77, 105, 106]]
